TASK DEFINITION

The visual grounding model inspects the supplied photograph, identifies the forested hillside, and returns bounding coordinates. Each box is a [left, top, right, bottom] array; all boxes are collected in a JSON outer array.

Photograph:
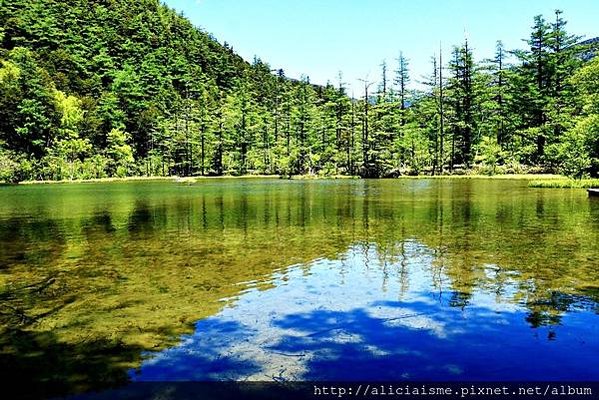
[[0, 1, 598, 182]]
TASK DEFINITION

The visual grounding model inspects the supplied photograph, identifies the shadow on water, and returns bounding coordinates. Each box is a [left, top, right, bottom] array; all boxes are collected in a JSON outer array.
[[0, 328, 144, 400], [0, 217, 66, 269], [0, 272, 139, 399]]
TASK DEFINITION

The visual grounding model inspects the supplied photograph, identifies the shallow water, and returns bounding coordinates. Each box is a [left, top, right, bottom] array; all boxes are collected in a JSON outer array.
[[0, 179, 598, 396]]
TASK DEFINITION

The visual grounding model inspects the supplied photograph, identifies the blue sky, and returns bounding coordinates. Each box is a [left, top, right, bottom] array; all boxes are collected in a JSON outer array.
[[163, 0, 598, 93]]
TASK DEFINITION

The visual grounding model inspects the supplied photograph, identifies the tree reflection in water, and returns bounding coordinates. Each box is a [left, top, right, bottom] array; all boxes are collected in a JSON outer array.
[[0, 179, 597, 398]]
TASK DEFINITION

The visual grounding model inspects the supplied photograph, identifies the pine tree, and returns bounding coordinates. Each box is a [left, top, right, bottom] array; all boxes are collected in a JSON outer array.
[[447, 39, 477, 168]]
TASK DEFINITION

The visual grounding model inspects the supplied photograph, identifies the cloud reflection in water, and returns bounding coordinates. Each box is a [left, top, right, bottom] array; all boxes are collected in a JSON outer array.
[[131, 241, 599, 381]]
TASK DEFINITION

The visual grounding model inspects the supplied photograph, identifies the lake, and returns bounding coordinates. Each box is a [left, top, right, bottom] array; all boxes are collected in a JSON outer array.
[[1, 179, 598, 398]]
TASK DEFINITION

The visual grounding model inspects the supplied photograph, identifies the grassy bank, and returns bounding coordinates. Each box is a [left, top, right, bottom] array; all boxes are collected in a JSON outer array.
[[528, 178, 599, 188], [396, 174, 564, 180]]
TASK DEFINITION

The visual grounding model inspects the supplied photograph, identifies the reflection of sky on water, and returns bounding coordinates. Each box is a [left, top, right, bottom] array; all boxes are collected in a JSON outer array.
[[130, 241, 599, 381]]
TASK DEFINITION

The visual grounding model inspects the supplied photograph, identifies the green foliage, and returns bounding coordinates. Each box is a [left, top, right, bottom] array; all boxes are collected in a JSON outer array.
[[528, 178, 599, 188], [558, 116, 597, 178], [565, 57, 599, 177], [0, 1, 597, 180], [475, 136, 506, 175], [0, 148, 21, 183], [106, 129, 135, 177]]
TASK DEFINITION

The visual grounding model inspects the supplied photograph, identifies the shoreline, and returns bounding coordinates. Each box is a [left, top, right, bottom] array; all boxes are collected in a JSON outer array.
[[13, 175, 282, 185], [2, 173, 573, 185]]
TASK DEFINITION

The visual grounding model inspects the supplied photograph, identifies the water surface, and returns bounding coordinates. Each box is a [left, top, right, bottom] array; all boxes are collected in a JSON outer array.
[[0, 179, 598, 397]]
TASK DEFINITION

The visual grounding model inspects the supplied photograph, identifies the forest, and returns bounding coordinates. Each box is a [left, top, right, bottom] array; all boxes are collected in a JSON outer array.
[[0, 0, 598, 182]]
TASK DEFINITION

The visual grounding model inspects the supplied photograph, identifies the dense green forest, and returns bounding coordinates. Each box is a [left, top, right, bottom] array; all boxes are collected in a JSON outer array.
[[0, 0, 598, 182]]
